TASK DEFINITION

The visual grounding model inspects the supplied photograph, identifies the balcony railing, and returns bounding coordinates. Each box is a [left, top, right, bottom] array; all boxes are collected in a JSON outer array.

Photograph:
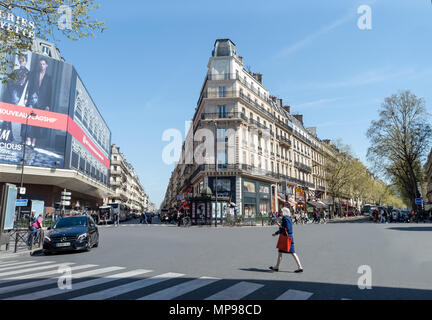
[[200, 112, 242, 120], [207, 73, 236, 80], [294, 161, 312, 173]]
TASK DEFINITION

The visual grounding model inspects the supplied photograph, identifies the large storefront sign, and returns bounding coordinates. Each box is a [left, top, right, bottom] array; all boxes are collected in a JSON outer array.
[[0, 102, 109, 169], [0, 10, 37, 38], [0, 52, 111, 176]]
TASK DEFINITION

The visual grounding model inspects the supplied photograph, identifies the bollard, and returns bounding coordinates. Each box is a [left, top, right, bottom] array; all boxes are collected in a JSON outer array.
[[14, 231, 18, 253]]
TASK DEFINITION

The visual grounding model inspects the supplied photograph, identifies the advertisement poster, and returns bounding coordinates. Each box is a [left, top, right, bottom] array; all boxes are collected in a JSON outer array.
[[0, 52, 73, 168]]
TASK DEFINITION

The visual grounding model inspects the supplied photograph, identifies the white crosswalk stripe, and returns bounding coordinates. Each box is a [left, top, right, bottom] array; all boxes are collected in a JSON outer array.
[[0, 262, 65, 278], [0, 261, 54, 273], [0, 261, 18, 266], [0, 264, 98, 295], [72, 272, 182, 300], [276, 289, 313, 300], [205, 281, 264, 300], [0, 261, 349, 300], [3, 264, 97, 282], [8, 269, 149, 300], [138, 276, 220, 300]]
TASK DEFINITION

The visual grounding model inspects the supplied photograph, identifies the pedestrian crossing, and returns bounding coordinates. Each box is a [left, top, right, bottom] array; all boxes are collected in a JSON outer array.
[[0, 259, 349, 300]]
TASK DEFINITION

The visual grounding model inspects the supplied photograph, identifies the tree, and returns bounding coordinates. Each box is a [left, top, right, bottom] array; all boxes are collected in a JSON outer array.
[[367, 90, 432, 209], [0, 0, 105, 81], [323, 140, 357, 217]]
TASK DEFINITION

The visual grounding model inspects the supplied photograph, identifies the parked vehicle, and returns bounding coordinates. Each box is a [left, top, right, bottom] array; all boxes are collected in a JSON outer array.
[[43, 216, 99, 254], [362, 204, 377, 217]]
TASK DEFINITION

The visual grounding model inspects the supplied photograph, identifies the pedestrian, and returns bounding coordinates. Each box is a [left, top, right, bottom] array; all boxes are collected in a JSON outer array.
[[27, 210, 37, 247], [320, 209, 325, 224], [269, 206, 303, 273], [114, 212, 120, 227]]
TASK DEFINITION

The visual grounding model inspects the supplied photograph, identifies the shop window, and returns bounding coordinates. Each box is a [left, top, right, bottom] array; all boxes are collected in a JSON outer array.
[[259, 185, 270, 194], [243, 181, 256, 193]]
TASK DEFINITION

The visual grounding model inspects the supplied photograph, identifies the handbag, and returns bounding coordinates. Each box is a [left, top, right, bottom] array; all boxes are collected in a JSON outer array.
[[276, 228, 292, 252]]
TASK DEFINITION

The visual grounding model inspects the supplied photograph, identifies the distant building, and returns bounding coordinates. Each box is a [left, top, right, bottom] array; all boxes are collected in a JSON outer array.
[[108, 144, 149, 212]]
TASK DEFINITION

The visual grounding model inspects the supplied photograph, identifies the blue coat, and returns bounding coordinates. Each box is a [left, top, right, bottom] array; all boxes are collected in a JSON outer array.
[[275, 216, 295, 253]]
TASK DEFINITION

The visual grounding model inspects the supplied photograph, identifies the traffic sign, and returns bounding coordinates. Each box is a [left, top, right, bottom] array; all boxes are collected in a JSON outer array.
[[61, 192, 72, 196], [61, 201, 71, 206], [18, 187, 26, 195], [16, 199, 28, 207], [61, 196, 71, 201], [415, 198, 423, 205]]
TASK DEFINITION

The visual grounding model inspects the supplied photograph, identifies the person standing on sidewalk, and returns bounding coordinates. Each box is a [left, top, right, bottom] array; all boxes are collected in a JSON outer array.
[[269, 206, 304, 273], [27, 211, 37, 247]]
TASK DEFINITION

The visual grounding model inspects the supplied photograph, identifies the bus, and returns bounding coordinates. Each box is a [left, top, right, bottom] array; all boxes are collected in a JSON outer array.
[[109, 203, 131, 222], [97, 203, 131, 224]]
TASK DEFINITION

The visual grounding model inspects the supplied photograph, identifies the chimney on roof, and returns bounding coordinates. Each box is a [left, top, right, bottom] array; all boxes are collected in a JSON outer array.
[[307, 127, 317, 137], [282, 105, 291, 114], [293, 114, 303, 125], [323, 139, 331, 144], [278, 99, 283, 107], [252, 73, 263, 84]]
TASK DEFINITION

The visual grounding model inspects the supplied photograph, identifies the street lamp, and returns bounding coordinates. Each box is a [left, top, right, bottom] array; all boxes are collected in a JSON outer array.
[[17, 111, 36, 221], [213, 120, 218, 228]]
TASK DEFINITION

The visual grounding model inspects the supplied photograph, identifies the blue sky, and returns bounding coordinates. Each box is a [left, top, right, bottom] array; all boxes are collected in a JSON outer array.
[[55, 0, 432, 207]]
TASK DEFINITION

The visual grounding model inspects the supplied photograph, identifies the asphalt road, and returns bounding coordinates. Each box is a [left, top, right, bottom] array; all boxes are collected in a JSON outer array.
[[0, 221, 431, 300]]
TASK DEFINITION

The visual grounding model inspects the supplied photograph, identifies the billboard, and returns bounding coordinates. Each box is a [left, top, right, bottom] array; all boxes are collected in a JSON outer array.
[[0, 51, 111, 186], [0, 52, 73, 167], [66, 75, 111, 186]]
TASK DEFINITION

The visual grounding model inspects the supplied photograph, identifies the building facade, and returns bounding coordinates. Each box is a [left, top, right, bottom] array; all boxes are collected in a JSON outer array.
[[0, 39, 113, 215], [107, 144, 149, 212], [162, 39, 333, 220]]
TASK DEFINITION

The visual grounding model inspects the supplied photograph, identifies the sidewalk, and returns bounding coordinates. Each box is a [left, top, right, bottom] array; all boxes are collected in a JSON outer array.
[[327, 215, 370, 223]]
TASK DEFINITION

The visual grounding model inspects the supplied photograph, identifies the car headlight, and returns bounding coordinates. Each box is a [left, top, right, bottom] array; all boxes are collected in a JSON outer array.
[[44, 235, 51, 242], [77, 233, 88, 241]]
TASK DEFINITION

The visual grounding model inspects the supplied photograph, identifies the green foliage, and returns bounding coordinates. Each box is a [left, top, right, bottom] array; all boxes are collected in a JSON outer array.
[[0, 0, 106, 81], [367, 90, 432, 208]]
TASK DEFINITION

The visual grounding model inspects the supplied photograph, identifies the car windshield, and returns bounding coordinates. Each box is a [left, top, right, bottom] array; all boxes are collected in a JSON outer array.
[[54, 217, 88, 229]]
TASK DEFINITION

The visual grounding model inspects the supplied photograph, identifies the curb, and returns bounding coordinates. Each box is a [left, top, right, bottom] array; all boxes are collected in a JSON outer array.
[[0, 248, 43, 260]]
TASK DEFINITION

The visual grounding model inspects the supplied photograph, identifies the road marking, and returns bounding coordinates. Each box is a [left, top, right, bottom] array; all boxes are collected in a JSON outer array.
[[138, 276, 220, 300], [0, 261, 35, 269], [0, 260, 18, 266], [0, 261, 56, 275], [0, 261, 51, 271], [276, 289, 313, 300], [205, 282, 264, 300], [0, 265, 98, 294], [73, 272, 183, 300], [5, 267, 139, 300], [4, 264, 98, 281], [0, 262, 72, 278]]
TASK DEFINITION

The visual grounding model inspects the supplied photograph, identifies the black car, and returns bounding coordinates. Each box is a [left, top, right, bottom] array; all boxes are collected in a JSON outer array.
[[43, 216, 99, 254]]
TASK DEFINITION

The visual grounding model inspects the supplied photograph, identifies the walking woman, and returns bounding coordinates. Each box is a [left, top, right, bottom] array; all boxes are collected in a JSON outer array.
[[269, 206, 304, 273]]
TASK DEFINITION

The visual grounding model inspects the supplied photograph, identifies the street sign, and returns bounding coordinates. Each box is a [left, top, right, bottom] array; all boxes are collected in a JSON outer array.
[[61, 201, 71, 206], [415, 198, 423, 205], [61, 196, 71, 201], [18, 187, 26, 195], [61, 192, 72, 196], [15, 199, 28, 207]]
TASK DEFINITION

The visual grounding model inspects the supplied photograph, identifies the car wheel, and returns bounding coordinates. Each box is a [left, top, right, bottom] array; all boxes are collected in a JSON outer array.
[[44, 250, 52, 256]]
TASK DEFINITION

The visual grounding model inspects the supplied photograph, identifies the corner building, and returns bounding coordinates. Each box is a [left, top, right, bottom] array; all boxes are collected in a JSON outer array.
[[162, 39, 331, 221]]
